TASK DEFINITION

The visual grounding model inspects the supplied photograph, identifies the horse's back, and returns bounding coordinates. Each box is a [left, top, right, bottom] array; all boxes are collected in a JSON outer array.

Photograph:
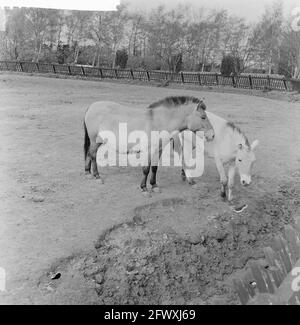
[[85, 101, 126, 120], [85, 101, 147, 141]]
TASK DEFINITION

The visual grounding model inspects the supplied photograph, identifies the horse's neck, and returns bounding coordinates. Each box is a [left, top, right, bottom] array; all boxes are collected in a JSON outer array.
[[206, 112, 246, 161], [218, 127, 246, 161], [231, 129, 247, 148]]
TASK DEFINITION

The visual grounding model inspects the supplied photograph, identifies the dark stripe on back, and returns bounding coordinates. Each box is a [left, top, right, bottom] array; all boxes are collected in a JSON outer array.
[[148, 96, 202, 109], [227, 122, 250, 147]]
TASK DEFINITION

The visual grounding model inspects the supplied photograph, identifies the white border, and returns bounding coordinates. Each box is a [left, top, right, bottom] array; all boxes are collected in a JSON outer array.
[[0, 0, 120, 11]]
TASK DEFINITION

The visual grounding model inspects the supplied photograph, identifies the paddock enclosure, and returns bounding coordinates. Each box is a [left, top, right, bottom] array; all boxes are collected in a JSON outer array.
[[0, 73, 300, 304]]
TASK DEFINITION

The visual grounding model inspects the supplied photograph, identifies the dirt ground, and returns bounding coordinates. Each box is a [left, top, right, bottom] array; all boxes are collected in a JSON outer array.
[[0, 73, 299, 305]]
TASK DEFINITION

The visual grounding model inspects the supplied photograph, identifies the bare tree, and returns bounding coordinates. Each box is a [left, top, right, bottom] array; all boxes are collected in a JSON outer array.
[[64, 11, 91, 64], [25, 8, 50, 62], [126, 11, 147, 57], [88, 4, 127, 67], [3, 8, 27, 60], [88, 12, 111, 66], [146, 5, 187, 71], [250, 2, 283, 73], [280, 24, 300, 78]]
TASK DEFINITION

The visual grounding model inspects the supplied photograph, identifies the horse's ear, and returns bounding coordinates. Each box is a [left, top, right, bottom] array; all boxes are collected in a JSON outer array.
[[196, 100, 206, 111], [251, 139, 259, 150]]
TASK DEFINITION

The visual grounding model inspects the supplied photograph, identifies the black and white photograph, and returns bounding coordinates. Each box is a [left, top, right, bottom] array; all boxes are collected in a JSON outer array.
[[0, 0, 300, 307]]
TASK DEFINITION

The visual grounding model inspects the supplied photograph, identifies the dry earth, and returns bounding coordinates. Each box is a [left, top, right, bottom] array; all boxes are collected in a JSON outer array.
[[0, 73, 299, 304]]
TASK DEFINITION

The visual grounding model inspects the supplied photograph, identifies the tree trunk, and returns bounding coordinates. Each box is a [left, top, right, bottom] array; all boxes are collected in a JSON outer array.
[[97, 51, 101, 67], [268, 49, 273, 74], [112, 51, 117, 68], [36, 42, 42, 63], [92, 50, 97, 67], [74, 47, 79, 64]]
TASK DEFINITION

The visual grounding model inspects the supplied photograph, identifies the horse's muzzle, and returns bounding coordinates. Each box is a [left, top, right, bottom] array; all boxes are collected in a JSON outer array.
[[204, 129, 215, 141], [241, 175, 251, 186]]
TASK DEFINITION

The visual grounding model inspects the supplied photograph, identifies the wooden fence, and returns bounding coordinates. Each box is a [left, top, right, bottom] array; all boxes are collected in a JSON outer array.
[[0, 60, 298, 92], [234, 224, 300, 305]]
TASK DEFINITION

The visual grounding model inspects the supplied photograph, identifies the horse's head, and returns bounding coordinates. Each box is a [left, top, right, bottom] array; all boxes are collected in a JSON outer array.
[[236, 140, 259, 186], [185, 100, 215, 141]]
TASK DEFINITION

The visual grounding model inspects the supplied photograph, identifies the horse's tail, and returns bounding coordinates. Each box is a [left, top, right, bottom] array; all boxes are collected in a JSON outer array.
[[83, 119, 90, 160]]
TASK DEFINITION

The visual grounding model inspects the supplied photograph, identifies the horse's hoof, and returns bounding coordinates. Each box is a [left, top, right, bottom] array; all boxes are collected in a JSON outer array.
[[85, 173, 93, 179], [142, 190, 151, 198], [94, 175, 104, 183], [220, 190, 226, 200], [151, 186, 161, 193], [187, 179, 196, 186]]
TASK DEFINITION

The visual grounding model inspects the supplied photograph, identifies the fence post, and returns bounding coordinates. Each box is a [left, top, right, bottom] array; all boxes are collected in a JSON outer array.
[[249, 75, 253, 89], [68, 65, 72, 75], [267, 75, 271, 89], [19, 62, 24, 72], [146, 70, 150, 81], [36, 62, 39, 72], [181, 72, 184, 84], [81, 66, 85, 76], [215, 73, 219, 85], [198, 73, 202, 85], [114, 69, 118, 79], [99, 68, 103, 78], [130, 69, 134, 79], [5, 61, 9, 70], [52, 64, 56, 74], [283, 77, 287, 91], [232, 74, 236, 88]]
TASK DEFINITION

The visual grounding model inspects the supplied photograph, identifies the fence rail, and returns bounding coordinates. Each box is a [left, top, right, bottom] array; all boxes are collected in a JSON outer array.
[[1, 60, 298, 92]]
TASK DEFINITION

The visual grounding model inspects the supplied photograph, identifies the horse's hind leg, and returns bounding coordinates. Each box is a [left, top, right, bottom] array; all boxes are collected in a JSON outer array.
[[149, 142, 163, 193], [85, 155, 92, 175], [89, 141, 103, 182], [181, 169, 187, 181]]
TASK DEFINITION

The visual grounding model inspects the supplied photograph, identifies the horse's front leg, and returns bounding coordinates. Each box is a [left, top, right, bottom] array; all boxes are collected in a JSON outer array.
[[141, 165, 150, 195], [150, 166, 161, 193], [227, 164, 236, 202], [149, 142, 163, 193], [140, 147, 151, 195], [214, 155, 227, 199]]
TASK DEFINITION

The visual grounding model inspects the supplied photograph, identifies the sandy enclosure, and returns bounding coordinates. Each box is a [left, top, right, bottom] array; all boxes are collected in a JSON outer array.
[[0, 74, 299, 304]]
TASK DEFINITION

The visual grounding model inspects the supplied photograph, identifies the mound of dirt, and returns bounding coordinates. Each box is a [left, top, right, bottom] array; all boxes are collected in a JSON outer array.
[[74, 182, 298, 305], [38, 181, 299, 305]]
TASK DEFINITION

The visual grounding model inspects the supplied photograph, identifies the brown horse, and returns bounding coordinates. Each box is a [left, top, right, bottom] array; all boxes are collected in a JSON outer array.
[[84, 96, 215, 194]]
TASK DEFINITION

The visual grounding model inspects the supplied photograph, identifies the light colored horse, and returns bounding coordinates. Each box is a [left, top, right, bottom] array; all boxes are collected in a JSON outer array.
[[84, 96, 215, 194], [175, 111, 259, 201]]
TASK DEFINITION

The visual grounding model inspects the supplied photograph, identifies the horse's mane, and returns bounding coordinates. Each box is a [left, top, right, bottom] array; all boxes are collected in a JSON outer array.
[[226, 122, 250, 147], [148, 96, 206, 110]]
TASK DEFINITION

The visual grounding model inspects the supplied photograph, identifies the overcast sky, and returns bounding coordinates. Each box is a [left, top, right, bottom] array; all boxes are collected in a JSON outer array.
[[125, 0, 300, 21]]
